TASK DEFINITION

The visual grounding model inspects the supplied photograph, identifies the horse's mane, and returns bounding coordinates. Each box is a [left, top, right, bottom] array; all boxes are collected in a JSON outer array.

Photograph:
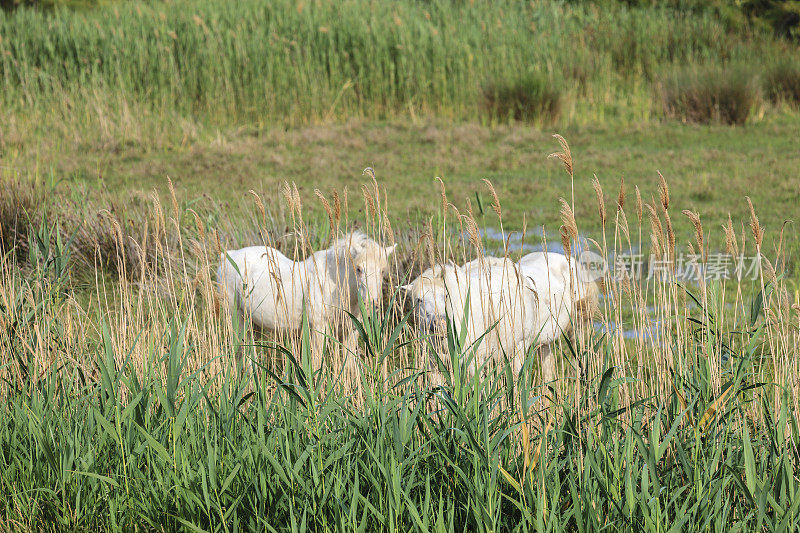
[[331, 230, 373, 254]]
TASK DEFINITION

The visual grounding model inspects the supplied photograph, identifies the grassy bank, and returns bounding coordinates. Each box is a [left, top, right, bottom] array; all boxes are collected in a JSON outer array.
[[4, 119, 799, 273]]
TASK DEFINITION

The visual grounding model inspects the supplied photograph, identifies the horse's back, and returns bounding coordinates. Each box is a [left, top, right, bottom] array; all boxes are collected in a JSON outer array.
[[217, 246, 303, 328]]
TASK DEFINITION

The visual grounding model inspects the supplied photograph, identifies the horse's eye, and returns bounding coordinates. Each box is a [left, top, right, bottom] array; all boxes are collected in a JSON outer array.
[[355, 266, 363, 276]]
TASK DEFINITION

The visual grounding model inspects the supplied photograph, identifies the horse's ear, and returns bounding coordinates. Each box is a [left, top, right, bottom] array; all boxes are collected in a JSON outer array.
[[384, 244, 397, 255]]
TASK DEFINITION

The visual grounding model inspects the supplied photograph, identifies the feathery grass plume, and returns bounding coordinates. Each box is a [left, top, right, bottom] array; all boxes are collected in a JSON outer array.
[[482, 178, 502, 218], [188, 209, 205, 242], [645, 201, 664, 258], [448, 203, 465, 241], [559, 225, 572, 259], [361, 184, 377, 221], [435, 176, 447, 214], [591, 175, 606, 226], [249, 190, 267, 228], [466, 197, 475, 222], [780, 287, 791, 321], [365, 168, 380, 210], [657, 171, 670, 210], [682, 210, 705, 262], [635, 185, 643, 224], [425, 216, 436, 265], [150, 189, 163, 238], [521, 214, 528, 251], [558, 197, 578, 241], [167, 176, 180, 223], [281, 181, 294, 215], [213, 228, 222, 258], [617, 176, 625, 211], [762, 256, 777, 286], [664, 209, 675, 260], [724, 214, 739, 256], [548, 134, 573, 177], [448, 203, 462, 221], [465, 215, 483, 253], [314, 189, 335, 237], [618, 209, 631, 242], [746, 196, 764, 247], [332, 189, 342, 225], [383, 215, 395, 247], [549, 134, 575, 210], [292, 183, 302, 219]]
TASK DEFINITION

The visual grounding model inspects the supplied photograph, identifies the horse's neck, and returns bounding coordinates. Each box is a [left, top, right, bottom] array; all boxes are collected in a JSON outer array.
[[302, 248, 354, 310]]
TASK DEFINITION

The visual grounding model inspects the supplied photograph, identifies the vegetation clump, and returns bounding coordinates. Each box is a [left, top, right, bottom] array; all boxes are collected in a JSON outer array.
[[481, 72, 563, 124], [764, 57, 800, 105], [658, 64, 761, 125]]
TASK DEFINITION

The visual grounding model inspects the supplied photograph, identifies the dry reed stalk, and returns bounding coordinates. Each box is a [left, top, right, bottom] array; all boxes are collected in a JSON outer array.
[[482, 178, 502, 219], [464, 215, 482, 254], [548, 134, 573, 177], [249, 190, 267, 228], [314, 189, 335, 239], [435, 177, 447, 214], [634, 185, 643, 224], [167, 176, 180, 223], [559, 225, 571, 260], [645, 202, 664, 259], [549, 134, 575, 209], [332, 189, 342, 226], [617, 176, 625, 211], [558, 198, 578, 242], [682, 210, 705, 263], [657, 171, 669, 211], [746, 196, 764, 248], [724, 214, 739, 256], [591, 175, 606, 227]]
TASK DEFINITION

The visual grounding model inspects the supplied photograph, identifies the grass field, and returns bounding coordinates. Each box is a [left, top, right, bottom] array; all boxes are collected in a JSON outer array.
[[1, 0, 800, 531]]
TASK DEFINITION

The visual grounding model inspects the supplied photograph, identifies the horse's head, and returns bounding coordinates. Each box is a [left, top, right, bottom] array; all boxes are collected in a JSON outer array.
[[400, 265, 448, 335], [347, 237, 396, 310]]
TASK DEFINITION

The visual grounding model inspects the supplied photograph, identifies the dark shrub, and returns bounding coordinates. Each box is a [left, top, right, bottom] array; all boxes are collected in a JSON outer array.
[[481, 72, 563, 124], [764, 58, 800, 105], [658, 64, 761, 125]]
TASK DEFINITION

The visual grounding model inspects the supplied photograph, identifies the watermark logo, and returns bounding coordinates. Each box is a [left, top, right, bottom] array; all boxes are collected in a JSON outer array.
[[578, 252, 763, 282]]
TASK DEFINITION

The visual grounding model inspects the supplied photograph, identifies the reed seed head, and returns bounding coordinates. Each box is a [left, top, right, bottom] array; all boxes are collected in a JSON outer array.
[[682, 210, 705, 262], [558, 197, 578, 240], [435, 176, 447, 214], [635, 185, 643, 224], [746, 196, 764, 248], [591, 175, 605, 226], [724, 214, 738, 256], [332, 189, 342, 224], [559, 225, 571, 258], [314, 189, 335, 235], [482, 178, 502, 218], [548, 134, 573, 177], [249, 189, 267, 226], [657, 171, 669, 211], [167, 176, 180, 222]]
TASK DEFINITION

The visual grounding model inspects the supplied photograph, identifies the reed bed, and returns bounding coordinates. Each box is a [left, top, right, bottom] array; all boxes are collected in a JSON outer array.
[[0, 137, 798, 530], [0, 0, 797, 150]]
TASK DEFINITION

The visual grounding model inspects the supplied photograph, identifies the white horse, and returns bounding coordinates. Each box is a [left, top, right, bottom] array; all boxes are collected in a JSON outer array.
[[217, 231, 396, 368], [402, 251, 598, 383], [517, 251, 599, 382], [401, 257, 536, 378]]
